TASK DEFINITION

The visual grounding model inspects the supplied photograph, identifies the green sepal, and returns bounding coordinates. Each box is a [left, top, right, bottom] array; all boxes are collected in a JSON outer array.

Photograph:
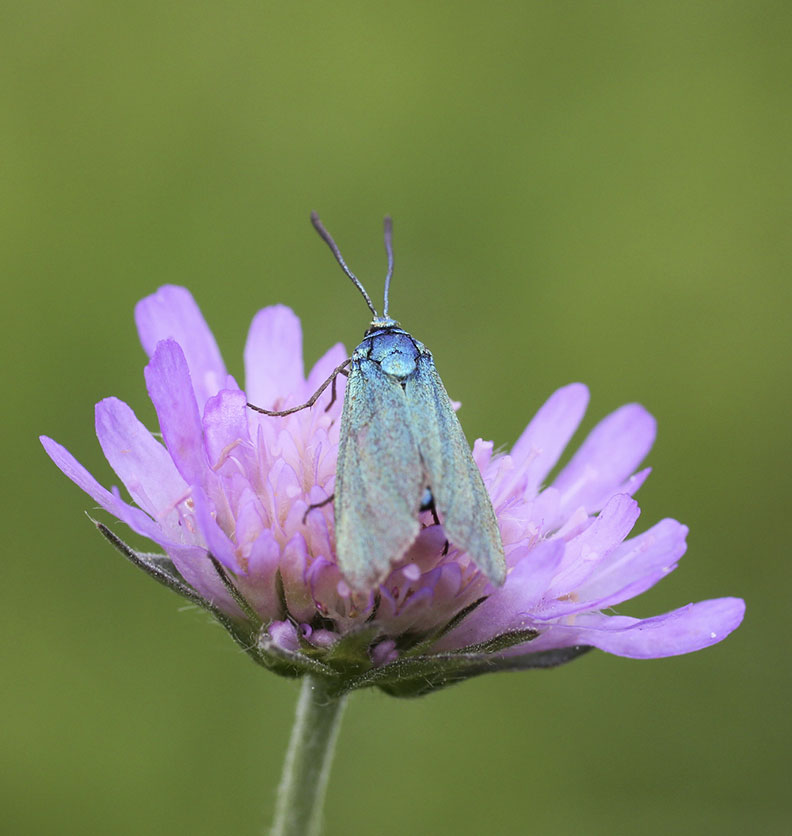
[[322, 626, 379, 676], [255, 630, 341, 681], [90, 517, 592, 698], [206, 552, 263, 628], [401, 595, 488, 656], [90, 517, 261, 665], [371, 645, 593, 698], [91, 516, 198, 604], [450, 626, 539, 655]]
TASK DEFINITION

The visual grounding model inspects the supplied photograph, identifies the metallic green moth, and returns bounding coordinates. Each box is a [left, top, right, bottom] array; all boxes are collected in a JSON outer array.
[[248, 213, 506, 592]]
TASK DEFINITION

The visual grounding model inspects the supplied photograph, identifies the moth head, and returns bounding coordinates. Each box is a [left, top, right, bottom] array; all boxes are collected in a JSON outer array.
[[366, 316, 400, 335]]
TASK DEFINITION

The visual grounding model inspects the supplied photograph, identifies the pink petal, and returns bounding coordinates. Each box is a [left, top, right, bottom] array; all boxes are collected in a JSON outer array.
[[244, 305, 304, 408], [304, 342, 349, 417], [135, 286, 227, 407], [202, 388, 253, 471], [279, 534, 316, 623], [534, 598, 746, 658], [144, 340, 208, 487], [548, 494, 641, 597], [506, 383, 590, 497], [575, 518, 688, 610], [438, 540, 565, 649], [94, 397, 188, 520], [191, 485, 242, 573], [552, 404, 656, 515], [614, 467, 652, 499], [165, 544, 243, 617], [40, 436, 175, 547], [236, 528, 281, 619], [268, 620, 300, 652], [306, 342, 348, 395]]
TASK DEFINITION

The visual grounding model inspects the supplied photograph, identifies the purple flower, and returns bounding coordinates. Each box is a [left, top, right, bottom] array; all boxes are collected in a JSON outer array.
[[41, 286, 744, 695]]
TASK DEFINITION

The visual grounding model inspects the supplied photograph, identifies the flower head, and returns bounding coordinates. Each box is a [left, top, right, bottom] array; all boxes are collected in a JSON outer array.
[[41, 286, 744, 696]]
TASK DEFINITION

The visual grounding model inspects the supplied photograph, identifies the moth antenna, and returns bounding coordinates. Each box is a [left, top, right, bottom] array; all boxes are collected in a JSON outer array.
[[382, 216, 394, 319], [310, 211, 379, 318]]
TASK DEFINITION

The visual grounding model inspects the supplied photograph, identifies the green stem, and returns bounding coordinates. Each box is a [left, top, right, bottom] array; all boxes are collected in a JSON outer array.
[[270, 676, 348, 836]]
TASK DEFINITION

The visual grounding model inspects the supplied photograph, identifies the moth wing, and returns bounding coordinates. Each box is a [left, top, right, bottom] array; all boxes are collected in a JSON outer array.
[[335, 358, 424, 590], [404, 355, 506, 585]]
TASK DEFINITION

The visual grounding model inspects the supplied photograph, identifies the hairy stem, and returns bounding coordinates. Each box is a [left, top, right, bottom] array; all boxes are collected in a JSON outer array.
[[270, 676, 348, 836]]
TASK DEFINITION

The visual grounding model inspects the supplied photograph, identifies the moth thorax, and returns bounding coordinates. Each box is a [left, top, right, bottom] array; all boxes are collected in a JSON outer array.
[[370, 331, 420, 379]]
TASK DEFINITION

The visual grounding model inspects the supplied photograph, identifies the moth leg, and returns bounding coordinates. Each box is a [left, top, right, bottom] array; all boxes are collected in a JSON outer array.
[[433, 508, 451, 555], [302, 493, 335, 524], [365, 592, 382, 623], [324, 366, 350, 412], [247, 358, 351, 417], [434, 508, 449, 556], [422, 488, 450, 555]]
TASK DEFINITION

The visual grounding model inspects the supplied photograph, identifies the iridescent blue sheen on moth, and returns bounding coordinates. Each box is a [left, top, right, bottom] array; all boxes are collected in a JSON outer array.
[[248, 214, 506, 592]]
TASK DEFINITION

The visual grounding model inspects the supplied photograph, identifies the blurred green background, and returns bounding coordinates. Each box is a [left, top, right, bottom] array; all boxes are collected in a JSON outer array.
[[2, 2, 788, 834]]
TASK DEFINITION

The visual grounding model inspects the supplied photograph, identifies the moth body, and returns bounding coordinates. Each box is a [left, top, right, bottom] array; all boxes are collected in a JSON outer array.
[[248, 214, 507, 593], [335, 317, 505, 591], [356, 321, 423, 379]]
